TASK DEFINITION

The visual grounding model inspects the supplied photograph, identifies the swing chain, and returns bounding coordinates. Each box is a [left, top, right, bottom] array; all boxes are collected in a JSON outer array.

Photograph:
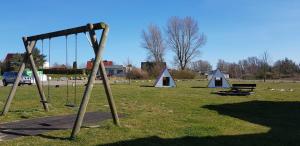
[[47, 38, 51, 103]]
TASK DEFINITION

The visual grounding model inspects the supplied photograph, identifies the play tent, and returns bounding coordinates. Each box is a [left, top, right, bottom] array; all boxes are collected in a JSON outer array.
[[208, 68, 231, 88], [154, 68, 176, 87]]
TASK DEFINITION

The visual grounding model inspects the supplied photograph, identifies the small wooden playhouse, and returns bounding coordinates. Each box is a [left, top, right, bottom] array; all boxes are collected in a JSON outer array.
[[207, 68, 231, 88], [154, 67, 176, 87]]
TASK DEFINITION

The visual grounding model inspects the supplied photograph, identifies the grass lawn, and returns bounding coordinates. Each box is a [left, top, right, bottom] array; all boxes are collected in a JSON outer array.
[[0, 80, 300, 146]]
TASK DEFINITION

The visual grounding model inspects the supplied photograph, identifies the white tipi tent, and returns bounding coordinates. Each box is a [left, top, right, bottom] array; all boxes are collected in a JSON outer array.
[[208, 69, 231, 88], [154, 68, 176, 87]]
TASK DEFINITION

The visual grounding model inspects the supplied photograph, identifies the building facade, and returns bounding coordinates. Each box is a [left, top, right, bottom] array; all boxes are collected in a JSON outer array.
[[86, 60, 125, 77]]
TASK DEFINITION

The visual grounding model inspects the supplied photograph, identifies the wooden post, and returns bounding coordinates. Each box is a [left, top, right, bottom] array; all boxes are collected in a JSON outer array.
[[1, 52, 30, 115], [70, 23, 115, 139], [98, 61, 120, 125], [23, 37, 49, 111], [1, 39, 49, 115], [88, 28, 120, 126]]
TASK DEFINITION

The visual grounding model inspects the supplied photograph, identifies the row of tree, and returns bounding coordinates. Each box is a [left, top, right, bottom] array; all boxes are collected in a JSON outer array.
[[190, 54, 300, 81], [217, 58, 300, 80], [141, 16, 206, 70]]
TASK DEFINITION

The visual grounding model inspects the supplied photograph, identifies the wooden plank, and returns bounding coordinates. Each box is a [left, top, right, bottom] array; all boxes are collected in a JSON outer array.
[[26, 22, 106, 41], [232, 84, 256, 87]]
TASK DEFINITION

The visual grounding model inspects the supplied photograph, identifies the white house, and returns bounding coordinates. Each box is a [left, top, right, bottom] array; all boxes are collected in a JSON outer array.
[[105, 65, 125, 77]]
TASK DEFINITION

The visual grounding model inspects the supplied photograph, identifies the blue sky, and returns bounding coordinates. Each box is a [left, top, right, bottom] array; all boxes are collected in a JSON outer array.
[[0, 0, 299, 69]]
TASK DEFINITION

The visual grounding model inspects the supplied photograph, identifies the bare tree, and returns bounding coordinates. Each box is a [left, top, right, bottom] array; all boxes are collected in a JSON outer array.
[[123, 57, 133, 84], [141, 24, 165, 63], [123, 57, 133, 68], [239, 57, 261, 78], [217, 59, 230, 72], [166, 16, 206, 70], [191, 60, 212, 73], [228, 63, 243, 79], [261, 51, 271, 82], [273, 58, 298, 78]]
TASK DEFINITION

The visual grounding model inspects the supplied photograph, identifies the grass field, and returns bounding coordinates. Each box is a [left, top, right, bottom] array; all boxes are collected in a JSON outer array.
[[0, 80, 299, 146]]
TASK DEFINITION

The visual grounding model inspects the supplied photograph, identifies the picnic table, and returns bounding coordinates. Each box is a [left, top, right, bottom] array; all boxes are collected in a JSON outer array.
[[214, 84, 256, 96], [231, 84, 256, 92]]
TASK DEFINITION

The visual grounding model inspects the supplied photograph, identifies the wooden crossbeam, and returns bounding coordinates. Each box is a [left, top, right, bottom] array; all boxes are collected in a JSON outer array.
[[26, 22, 106, 41]]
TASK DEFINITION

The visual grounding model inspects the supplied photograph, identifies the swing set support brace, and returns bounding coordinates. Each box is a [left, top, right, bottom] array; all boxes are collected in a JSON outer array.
[[0, 22, 120, 140], [1, 39, 49, 116], [71, 23, 120, 139]]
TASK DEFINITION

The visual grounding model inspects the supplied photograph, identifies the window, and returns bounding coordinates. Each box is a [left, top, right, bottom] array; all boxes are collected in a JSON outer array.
[[108, 69, 114, 75], [117, 70, 123, 74]]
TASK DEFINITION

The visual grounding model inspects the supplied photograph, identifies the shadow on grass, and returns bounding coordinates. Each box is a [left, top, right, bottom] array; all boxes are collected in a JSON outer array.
[[100, 100, 300, 146], [190, 86, 207, 88], [210, 91, 251, 96], [37, 134, 72, 141], [140, 85, 154, 87]]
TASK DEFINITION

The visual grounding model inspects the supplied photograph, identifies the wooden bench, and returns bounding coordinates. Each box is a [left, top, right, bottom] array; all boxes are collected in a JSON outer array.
[[231, 84, 256, 92], [213, 84, 256, 96]]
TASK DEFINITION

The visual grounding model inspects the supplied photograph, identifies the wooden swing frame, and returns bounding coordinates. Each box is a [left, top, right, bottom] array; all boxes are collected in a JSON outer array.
[[0, 22, 120, 139]]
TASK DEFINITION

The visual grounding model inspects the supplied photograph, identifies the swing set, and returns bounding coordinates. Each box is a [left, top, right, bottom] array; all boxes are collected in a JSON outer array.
[[0, 22, 120, 139], [40, 33, 78, 107]]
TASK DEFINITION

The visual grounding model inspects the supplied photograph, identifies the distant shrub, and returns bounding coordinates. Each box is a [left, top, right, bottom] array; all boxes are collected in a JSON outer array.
[[171, 70, 196, 79], [128, 68, 149, 79], [148, 64, 165, 79]]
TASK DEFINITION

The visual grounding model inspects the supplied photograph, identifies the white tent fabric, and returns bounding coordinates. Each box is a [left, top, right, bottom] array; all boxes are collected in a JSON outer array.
[[207, 69, 231, 88], [154, 68, 176, 87]]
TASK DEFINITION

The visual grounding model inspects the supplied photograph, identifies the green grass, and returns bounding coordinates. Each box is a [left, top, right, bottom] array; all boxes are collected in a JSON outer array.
[[0, 80, 300, 146]]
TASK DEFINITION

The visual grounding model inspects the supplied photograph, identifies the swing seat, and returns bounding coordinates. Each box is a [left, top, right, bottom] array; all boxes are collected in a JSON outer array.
[[65, 103, 77, 107]]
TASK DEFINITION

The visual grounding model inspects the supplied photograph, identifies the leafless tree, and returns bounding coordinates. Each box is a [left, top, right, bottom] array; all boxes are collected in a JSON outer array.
[[216, 60, 244, 79], [141, 24, 165, 63], [191, 60, 212, 73], [166, 16, 206, 70], [123, 57, 133, 83], [261, 51, 271, 82], [217, 59, 230, 72], [228, 63, 243, 79], [123, 57, 133, 68], [240, 57, 261, 77], [273, 58, 299, 78]]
